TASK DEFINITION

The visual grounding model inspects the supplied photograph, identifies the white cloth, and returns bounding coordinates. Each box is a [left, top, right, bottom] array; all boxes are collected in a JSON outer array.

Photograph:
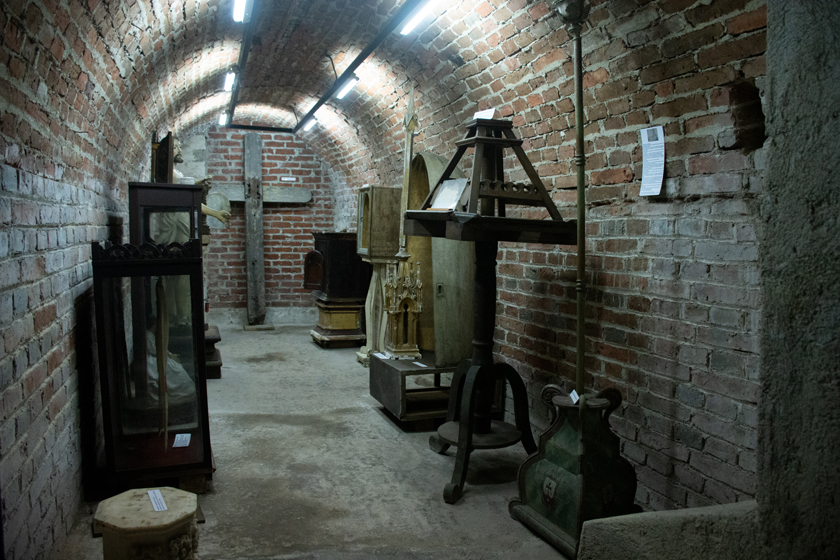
[[145, 330, 195, 403]]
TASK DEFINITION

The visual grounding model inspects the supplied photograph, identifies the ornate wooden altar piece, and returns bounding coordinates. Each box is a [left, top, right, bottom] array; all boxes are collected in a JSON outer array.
[[405, 117, 576, 503]]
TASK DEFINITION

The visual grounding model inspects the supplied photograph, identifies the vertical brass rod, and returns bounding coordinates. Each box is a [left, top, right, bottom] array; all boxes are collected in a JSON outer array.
[[573, 27, 586, 396]]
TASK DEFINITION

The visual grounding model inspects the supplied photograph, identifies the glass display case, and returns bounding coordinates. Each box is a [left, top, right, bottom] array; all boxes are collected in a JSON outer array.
[[91, 239, 213, 484], [128, 182, 203, 246]]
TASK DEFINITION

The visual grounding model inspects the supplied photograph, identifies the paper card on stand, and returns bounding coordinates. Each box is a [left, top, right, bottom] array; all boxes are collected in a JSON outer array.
[[148, 489, 167, 512], [173, 434, 191, 448], [639, 126, 665, 196], [412, 361, 428, 368], [429, 178, 468, 210], [474, 108, 496, 120], [570, 390, 580, 404]]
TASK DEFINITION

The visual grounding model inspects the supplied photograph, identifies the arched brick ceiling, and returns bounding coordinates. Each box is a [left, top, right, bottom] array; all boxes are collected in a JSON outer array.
[[12, 0, 560, 197], [237, 0, 401, 124], [98, 0, 459, 184]]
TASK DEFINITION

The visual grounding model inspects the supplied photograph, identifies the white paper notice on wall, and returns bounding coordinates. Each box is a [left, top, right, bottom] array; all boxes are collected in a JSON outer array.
[[172, 433, 191, 448], [148, 489, 168, 512], [474, 108, 496, 120], [639, 126, 665, 196]]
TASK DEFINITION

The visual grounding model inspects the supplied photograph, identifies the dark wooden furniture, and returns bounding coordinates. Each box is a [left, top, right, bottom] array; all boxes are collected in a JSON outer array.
[[369, 353, 450, 422], [509, 386, 640, 556], [204, 325, 222, 379], [91, 240, 213, 492], [304, 232, 372, 347], [151, 131, 174, 184], [405, 118, 576, 504], [128, 182, 203, 246], [129, 182, 224, 380], [357, 185, 401, 259]]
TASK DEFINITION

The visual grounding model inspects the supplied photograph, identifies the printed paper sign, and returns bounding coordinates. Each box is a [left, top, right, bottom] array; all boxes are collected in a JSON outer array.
[[639, 126, 665, 196], [412, 361, 428, 368], [430, 178, 469, 210], [173, 434, 191, 448], [373, 352, 387, 359], [148, 489, 167, 512], [570, 390, 580, 404], [473, 108, 496, 120]]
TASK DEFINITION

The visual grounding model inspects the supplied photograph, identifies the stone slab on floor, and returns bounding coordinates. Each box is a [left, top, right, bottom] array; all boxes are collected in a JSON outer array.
[[578, 501, 758, 560]]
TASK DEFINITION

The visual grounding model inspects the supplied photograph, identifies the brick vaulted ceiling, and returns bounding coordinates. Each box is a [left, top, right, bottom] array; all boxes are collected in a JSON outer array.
[[3, 0, 578, 200], [15, 0, 491, 189]]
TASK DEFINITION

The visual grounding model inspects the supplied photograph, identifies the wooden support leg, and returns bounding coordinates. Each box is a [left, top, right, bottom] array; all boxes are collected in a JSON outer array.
[[497, 363, 537, 454], [444, 364, 483, 504], [429, 358, 470, 454]]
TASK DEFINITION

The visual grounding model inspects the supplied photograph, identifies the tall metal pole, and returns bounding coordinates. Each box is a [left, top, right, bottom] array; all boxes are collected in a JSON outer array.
[[556, 0, 590, 397], [574, 29, 586, 397]]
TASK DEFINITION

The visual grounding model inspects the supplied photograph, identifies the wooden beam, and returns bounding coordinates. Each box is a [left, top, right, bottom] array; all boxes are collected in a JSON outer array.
[[244, 133, 266, 325], [209, 183, 311, 204]]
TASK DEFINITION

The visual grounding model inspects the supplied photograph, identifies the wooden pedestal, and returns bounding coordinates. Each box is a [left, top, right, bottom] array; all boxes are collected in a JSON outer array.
[[310, 299, 366, 348]]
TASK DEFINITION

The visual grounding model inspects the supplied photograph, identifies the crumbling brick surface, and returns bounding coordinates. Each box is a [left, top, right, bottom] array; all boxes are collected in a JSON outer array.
[[0, 0, 768, 556]]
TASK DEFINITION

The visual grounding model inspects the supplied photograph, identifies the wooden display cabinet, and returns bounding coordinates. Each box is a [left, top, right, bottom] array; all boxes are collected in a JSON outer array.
[[91, 238, 213, 490]]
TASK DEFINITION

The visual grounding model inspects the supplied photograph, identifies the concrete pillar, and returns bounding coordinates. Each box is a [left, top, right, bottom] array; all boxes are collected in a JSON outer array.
[[759, 1, 840, 556]]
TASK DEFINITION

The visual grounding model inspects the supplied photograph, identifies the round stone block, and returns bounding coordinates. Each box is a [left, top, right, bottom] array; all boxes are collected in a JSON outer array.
[[94, 487, 198, 560]]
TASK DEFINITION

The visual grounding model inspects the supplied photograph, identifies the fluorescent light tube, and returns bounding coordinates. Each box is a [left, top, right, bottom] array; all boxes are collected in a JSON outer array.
[[218, 113, 228, 126], [401, 0, 438, 35], [224, 72, 236, 92], [336, 76, 360, 99], [233, 0, 247, 22], [303, 118, 317, 131]]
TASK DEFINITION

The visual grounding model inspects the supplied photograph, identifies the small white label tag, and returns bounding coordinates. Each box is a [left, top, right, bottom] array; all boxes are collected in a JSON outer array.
[[412, 361, 428, 368], [148, 489, 167, 512], [474, 108, 496, 120], [373, 352, 387, 359], [173, 434, 191, 448], [570, 390, 580, 404]]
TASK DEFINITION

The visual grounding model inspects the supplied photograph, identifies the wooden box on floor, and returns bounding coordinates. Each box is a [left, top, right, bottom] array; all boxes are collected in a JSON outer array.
[[369, 353, 452, 422]]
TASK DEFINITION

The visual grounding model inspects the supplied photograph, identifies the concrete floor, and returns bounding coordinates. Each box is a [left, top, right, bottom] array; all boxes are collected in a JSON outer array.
[[56, 324, 564, 559]]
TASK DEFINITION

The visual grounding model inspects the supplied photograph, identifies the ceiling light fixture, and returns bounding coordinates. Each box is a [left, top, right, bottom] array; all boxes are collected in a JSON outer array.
[[335, 75, 360, 99], [302, 117, 317, 131], [219, 113, 228, 126], [233, 0, 252, 23], [400, 0, 439, 35], [224, 72, 236, 92]]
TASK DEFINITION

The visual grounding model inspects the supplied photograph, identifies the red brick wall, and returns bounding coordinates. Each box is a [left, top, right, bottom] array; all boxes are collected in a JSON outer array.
[[204, 128, 334, 310], [0, 1, 772, 555], [298, 0, 768, 510]]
